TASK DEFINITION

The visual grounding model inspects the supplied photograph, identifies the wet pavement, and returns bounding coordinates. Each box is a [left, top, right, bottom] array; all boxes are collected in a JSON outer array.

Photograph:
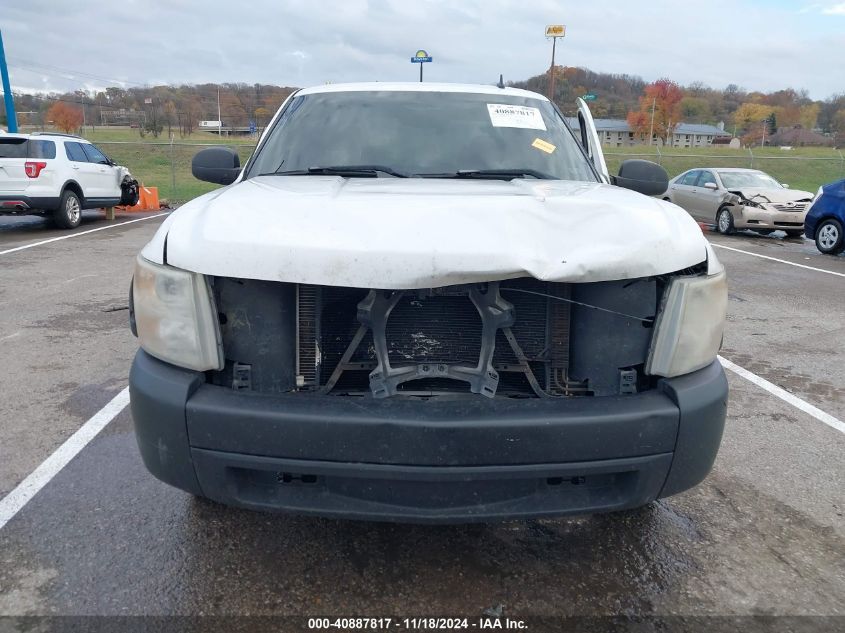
[[0, 213, 843, 624]]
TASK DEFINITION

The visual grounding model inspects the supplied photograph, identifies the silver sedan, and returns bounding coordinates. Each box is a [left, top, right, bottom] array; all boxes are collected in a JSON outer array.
[[665, 168, 814, 238]]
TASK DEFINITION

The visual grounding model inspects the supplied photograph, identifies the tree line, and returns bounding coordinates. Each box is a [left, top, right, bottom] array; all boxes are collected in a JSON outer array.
[[5, 69, 844, 145], [510, 67, 844, 145], [7, 82, 296, 137]]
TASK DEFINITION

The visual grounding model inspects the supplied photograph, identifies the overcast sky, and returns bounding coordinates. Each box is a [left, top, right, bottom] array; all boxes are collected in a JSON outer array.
[[2, 0, 843, 99]]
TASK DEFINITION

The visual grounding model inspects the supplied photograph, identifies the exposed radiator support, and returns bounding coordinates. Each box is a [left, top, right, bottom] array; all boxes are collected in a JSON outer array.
[[296, 279, 573, 397]]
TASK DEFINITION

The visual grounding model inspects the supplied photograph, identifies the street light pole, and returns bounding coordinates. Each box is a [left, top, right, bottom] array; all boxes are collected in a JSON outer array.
[[544, 25, 565, 103], [217, 88, 222, 138], [0, 29, 18, 133], [648, 97, 656, 146]]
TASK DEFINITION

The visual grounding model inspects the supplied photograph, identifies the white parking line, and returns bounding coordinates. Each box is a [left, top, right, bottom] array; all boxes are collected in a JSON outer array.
[[710, 243, 845, 278], [719, 356, 845, 435], [0, 387, 130, 531], [0, 213, 169, 257]]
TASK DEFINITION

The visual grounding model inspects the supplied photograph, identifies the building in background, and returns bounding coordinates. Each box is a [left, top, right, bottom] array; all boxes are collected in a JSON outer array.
[[567, 118, 732, 147], [768, 126, 834, 147]]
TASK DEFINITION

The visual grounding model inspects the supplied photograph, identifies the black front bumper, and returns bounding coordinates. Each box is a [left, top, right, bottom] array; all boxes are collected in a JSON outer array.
[[129, 351, 728, 523]]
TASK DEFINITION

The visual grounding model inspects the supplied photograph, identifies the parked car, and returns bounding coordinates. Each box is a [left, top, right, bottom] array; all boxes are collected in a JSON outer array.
[[665, 167, 814, 238], [0, 133, 139, 229], [804, 179, 845, 255], [129, 83, 728, 523]]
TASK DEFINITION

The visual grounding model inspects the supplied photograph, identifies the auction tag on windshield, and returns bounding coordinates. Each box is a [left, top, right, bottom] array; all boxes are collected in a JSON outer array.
[[487, 104, 547, 130], [531, 138, 556, 154]]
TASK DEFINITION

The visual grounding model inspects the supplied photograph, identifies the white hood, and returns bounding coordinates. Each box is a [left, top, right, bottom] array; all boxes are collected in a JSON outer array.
[[143, 176, 709, 288]]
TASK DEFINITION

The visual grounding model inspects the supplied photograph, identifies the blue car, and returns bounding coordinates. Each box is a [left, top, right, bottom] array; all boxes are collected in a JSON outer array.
[[805, 179, 845, 255]]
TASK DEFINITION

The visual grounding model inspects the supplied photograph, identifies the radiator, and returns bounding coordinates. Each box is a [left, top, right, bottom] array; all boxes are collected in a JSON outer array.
[[296, 279, 572, 397]]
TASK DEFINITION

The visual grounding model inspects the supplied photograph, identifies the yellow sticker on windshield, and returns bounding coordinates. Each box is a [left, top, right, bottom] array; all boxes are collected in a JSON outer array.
[[532, 138, 556, 154]]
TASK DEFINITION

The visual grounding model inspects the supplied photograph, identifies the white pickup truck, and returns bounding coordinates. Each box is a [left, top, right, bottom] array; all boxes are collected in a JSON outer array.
[[129, 83, 728, 523]]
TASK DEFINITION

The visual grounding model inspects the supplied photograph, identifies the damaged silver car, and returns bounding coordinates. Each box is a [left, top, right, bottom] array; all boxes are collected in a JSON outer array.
[[666, 167, 814, 238]]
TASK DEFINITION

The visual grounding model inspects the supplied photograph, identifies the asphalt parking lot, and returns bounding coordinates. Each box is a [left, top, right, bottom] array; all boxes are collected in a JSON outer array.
[[0, 211, 843, 626]]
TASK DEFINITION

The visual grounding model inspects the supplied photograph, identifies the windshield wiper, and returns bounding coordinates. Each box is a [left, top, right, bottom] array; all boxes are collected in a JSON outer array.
[[265, 165, 409, 178], [417, 169, 555, 180]]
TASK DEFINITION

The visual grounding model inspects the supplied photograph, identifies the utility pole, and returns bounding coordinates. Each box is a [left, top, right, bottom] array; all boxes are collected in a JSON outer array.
[[217, 88, 222, 138], [544, 25, 566, 102], [761, 119, 766, 148], [0, 29, 18, 132], [648, 96, 656, 146]]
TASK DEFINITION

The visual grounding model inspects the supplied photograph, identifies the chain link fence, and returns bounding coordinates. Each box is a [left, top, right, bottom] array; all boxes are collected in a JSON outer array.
[[97, 141, 845, 203], [97, 140, 256, 203], [604, 147, 845, 194]]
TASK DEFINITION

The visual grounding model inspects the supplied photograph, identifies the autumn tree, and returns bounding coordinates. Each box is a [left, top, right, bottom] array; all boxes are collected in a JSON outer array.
[[163, 101, 177, 138], [830, 109, 845, 144], [799, 103, 820, 130], [46, 102, 83, 133], [254, 106, 270, 132], [626, 79, 683, 143], [721, 84, 746, 115], [218, 89, 247, 127], [679, 96, 711, 123], [734, 103, 783, 145], [819, 94, 845, 133], [733, 102, 773, 129], [142, 102, 163, 138], [181, 97, 201, 136]]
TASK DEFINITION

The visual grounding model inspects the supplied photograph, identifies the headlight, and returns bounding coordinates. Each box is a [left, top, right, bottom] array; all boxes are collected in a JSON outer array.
[[132, 255, 223, 371], [646, 270, 727, 378]]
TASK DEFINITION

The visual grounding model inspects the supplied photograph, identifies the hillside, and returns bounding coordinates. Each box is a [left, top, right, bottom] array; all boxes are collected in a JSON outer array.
[[4, 67, 844, 142]]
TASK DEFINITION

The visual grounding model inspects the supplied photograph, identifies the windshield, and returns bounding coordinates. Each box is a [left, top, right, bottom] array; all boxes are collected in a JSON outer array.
[[718, 171, 782, 190], [247, 90, 597, 182]]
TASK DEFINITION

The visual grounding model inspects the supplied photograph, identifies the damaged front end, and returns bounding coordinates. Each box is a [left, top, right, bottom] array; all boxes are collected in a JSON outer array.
[[118, 167, 140, 207], [721, 189, 812, 232], [205, 263, 717, 401]]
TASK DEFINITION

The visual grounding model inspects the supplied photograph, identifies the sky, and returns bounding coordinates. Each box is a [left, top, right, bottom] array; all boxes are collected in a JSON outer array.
[[1, 0, 843, 99]]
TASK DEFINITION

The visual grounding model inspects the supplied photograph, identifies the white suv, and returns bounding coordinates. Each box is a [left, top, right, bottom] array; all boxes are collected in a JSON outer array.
[[0, 132, 138, 228]]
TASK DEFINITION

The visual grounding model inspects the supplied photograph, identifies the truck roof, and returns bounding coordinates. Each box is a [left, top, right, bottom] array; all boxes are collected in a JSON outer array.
[[296, 81, 549, 101]]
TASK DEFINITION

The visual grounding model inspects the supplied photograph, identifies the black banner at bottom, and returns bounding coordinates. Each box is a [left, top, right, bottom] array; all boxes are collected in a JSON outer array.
[[0, 616, 843, 633]]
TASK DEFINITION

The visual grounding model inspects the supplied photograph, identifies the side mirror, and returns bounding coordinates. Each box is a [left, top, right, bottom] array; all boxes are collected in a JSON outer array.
[[704, 182, 718, 190], [192, 147, 241, 185], [781, 183, 790, 188], [612, 159, 669, 196]]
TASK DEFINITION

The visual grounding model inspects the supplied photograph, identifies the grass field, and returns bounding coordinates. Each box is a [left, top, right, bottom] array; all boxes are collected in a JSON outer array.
[[72, 127, 845, 202], [78, 127, 256, 202], [605, 145, 845, 194]]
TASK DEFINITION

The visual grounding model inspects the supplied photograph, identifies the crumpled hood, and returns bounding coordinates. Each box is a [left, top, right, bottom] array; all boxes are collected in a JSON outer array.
[[728, 187, 814, 203], [144, 176, 709, 288]]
